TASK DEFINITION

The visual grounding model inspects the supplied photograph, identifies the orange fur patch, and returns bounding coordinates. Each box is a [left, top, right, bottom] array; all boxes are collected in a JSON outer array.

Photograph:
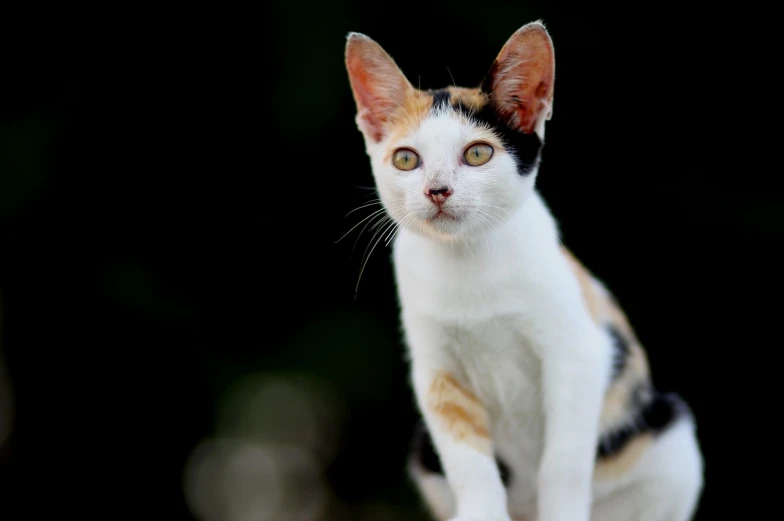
[[562, 247, 604, 323], [561, 246, 653, 432], [383, 89, 434, 162], [382, 86, 505, 163], [428, 372, 492, 455], [446, 86, 488, 112]]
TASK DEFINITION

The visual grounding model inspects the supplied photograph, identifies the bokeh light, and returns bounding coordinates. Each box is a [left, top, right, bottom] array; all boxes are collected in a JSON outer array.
[[184, 374, 342, 521]]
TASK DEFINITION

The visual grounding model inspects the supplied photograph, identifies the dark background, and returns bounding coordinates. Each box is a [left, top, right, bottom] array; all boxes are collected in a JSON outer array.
[[0, 3, 779, 520]]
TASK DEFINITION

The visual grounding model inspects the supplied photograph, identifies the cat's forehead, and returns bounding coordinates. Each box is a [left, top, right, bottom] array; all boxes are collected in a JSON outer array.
[[385, 86, 491, 146]]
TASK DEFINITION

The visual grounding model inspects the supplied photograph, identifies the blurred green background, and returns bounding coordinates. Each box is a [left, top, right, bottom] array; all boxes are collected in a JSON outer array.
[[0, 3, 779, 520]]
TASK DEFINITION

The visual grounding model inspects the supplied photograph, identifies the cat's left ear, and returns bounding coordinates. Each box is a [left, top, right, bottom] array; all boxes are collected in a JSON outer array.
[[481, 21, 555, 135], [345, 33, 413, 143]]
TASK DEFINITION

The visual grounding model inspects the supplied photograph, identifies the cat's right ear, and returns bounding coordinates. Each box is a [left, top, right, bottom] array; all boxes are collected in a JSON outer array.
[[345, 33, 413, 143]]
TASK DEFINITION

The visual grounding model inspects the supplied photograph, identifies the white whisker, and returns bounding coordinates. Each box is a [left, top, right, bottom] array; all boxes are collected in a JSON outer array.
[[345, 200, 381, 217], [355, 216, 399, 297], [335, 207, 388, 244], [351, 212, 392, 259]]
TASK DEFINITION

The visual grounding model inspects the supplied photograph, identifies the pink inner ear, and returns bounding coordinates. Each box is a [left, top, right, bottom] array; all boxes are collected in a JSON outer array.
[[346, 38, 410, 143], [347, 60, 396, 142], [489, 27, 554, 134]]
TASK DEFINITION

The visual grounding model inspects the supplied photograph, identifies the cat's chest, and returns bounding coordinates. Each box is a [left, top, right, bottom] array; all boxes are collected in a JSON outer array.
[[394, 247, 541, 324], [449, 316, 543, 426]]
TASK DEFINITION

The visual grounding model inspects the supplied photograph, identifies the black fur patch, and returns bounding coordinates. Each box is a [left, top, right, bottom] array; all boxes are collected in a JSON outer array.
[[496, 456, 511, 487], [596, 388, 692, 459], [453, 99, 542, 176], [425, 87, 542, 176], [411, 421, 512, 487], [429, 88, 452, 110], [607, 325, 631, 379]]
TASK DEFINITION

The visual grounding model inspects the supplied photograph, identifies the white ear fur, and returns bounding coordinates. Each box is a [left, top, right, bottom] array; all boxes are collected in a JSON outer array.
[[345, 33, 413, 143], [484, 21, 555, 135]]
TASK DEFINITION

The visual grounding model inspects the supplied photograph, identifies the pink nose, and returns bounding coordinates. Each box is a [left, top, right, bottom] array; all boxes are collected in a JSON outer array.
[[425, 186, 453, 204]]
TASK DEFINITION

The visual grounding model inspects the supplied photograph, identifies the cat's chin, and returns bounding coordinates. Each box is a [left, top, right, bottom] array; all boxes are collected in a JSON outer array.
[[419, 211, 469, 239]]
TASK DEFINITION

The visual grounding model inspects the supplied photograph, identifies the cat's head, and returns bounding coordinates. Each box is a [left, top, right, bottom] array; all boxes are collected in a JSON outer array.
[[345, 22, 555, 241]]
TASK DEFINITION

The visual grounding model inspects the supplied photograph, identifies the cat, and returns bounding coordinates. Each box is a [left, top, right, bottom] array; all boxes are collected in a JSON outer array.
[[344, 21, 703, 521]]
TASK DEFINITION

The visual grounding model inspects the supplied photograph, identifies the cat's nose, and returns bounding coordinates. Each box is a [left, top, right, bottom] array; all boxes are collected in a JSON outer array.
[[425, 186, 453, 204]]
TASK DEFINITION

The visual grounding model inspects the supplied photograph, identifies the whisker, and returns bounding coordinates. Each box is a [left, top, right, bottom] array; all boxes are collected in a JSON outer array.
[[473, 214, 492, 252], [345, 200, 381, 218], [387, 213, 414, 246], [392, 213, 416, 247], [446, 66, 457, 88], [462, 236, 475, 259], [346, 201, 409, 258], [482, 203, 513, 216], [335, 207, 388, 244], [355, 216, 399, 297], [360, 214, 393, 262], [351, 212, 391, 259], [383, 217, 402, 244], [356, 214, 390, 260], [477, 209, 506, 228], [475, 211, 503, 238]]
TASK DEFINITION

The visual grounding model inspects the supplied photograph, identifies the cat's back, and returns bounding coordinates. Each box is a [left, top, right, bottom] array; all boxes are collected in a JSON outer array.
[[561, 249, 654, 431]]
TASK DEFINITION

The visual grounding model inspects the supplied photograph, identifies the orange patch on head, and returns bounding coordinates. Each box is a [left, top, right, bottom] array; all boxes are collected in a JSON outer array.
[[381, 86, 499, 162], [446, 86, 489, 111], [382, 89, 434, 161], [428, 372, 492, 454]]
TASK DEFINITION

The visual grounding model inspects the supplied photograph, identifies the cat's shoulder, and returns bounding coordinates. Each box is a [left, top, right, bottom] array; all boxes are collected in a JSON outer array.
[[561, 246, 633, 335]]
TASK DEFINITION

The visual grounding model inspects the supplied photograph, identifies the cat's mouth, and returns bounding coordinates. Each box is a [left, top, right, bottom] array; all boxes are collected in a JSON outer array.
[[427, 209, 458, 222]]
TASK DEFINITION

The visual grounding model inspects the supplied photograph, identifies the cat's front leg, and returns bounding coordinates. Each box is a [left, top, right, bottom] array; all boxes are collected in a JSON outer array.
[[413, 363, 511, 521], [407, 318, 511, 521], [533, 319, 609, 521]]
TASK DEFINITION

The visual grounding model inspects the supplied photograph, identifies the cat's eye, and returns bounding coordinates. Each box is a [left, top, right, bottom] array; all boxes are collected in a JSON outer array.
[[464, 143, 494, 166], [392, 148, 420, 171]]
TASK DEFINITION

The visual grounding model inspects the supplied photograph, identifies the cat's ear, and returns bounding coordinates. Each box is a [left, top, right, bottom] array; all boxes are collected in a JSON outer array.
[[345, 33, 413, 143], [481, 21, 555, 135]]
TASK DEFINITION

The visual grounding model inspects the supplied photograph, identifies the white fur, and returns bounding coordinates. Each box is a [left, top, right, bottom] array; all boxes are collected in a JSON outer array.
[[361, 105, 701, 521]]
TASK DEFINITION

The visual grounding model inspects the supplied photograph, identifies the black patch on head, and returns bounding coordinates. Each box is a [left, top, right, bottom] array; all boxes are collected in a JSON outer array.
[[410, 420, 512, 487], [425, 87, 542, 175], [596, 387, 692, 459], [429, 88, 452, 110], [607, 325, 631, 380], [453, 99, 543, 176]]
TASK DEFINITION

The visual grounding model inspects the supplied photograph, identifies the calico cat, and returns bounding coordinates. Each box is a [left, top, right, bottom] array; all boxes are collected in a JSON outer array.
[[344, 21, 703, 521]]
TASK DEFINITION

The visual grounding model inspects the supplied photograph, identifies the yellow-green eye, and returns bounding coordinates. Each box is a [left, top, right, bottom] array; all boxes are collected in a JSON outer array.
[[392, 148, 420, 171], [464, 143, 494, 166]]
